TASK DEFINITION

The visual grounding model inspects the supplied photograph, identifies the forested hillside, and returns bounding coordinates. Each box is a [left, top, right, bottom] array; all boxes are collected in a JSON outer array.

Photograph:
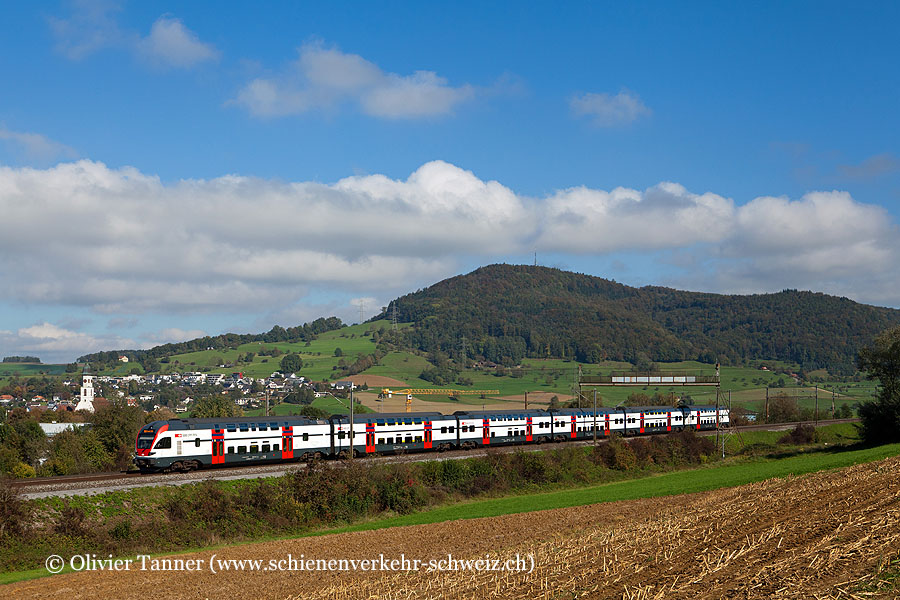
[[377, 264, 900, 373], [77, 317, 344, 371]]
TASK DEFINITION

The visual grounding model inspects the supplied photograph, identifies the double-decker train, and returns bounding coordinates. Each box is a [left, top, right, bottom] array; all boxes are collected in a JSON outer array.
[[134, 405, 729, 473]]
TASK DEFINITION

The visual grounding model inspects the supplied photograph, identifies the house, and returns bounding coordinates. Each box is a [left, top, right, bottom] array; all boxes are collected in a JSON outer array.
[[118, 355, 129, 363], [0, 394, 14, 404], [39, 422, 88, 437], [331, 380, 355, 390]]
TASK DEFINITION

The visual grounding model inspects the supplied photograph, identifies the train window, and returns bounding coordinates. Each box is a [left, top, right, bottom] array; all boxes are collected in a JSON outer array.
[[387, 437, 394, 444], [273, 444, 279, 452], [440, 426, 447, 434], [491, 431, 496, 437], [405, 435, 412, 443], [302, 433, 309, 442], [262, 444, 270, 453], [338, 431, 346, 440], [257, 424, 266, 432], [449, 426, 455, 433], [415, 436, 422, 442], [212, 443, 217, 456], [154, 437, 171, 449], [195, 438, 201, 448], [250, 443, 259, 453], [239, 424, 249, 432], [226, 424, 236, 432], [228, 447, 234, 454], [270, 423, 278, 430], [414, 418, 422, 424], [378, 438, 385, 444], [238, 445, 247, 453], [250, 424, 257, 431]]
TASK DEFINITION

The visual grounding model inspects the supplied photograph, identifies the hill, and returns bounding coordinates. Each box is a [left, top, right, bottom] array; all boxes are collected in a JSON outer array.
[[376, 264, 900, 373]]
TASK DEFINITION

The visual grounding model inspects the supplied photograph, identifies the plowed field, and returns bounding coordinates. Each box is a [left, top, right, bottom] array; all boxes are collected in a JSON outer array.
[[8, 456, 900, 599]]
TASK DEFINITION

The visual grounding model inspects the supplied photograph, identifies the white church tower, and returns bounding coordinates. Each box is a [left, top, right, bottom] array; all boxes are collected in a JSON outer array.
[[75, 363, 95, 412]]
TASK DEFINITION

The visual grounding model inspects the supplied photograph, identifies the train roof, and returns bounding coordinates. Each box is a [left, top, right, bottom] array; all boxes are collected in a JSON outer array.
[[147, 415, 329, 430], [330, 412, 451, 423], [453, 408, 548, 418]]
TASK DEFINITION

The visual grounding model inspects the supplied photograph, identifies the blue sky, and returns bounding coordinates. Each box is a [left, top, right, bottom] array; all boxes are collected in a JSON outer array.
[[1, 1, 898, 362]]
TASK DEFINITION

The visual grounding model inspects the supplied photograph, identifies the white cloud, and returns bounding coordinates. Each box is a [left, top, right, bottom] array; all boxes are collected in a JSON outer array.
[[570, 90, 651, 126], [0, 126, 77, 162], [137, 16, 219, 68], [538, 182, 733, 252], [0, 322, 136, 363], [234, 42, 476, 119], [49, 4, 216, 70], [0, 157, 898, 350], [48, 0, 125, 60]]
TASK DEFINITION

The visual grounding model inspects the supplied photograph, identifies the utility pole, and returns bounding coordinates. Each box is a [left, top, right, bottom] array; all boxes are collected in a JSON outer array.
[[265, 387, 269, 417], [593, 389, 598, 446], [831, 387, 835, 419], [765, 386, 769, 423], [349, 385, 354, 461], [815, 386, 819, 426], [524, 390, 528, 410]]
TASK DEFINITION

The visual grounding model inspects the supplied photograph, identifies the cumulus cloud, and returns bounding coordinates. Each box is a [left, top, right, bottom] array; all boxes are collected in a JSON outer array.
[[234, 42, 475, 119], [538, 182, 733, 252], [0, 126, 77, 162], [1, 157, 898, 352], [49, 3, 217, 69], [570, 90, 651, 126], [0, 159, 524, 315], [137, 16, 219, 68], [0, 322, 136, 363]]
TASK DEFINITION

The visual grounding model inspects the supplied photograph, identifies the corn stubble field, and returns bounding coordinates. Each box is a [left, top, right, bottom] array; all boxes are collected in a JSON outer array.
[[8, 455, 900, 600]]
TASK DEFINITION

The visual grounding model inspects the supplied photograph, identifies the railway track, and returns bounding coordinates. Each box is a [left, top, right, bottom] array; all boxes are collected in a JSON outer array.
[[11, 418, 859, 498]]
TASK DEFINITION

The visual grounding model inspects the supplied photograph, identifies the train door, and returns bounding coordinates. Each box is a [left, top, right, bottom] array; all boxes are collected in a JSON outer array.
[[212, 428, 224, 465], [365, 422, 375, 454], [526, 416, 533, 442], [667, 412, 672, 432], [696, 410, 701, 430], [604, 414, 610, 436], [570, 415, 577, 439], [424, 421, 433, 449], [639, 412, 645, 434], [281, 426, 293, 460], [482, 418, 490, 445]]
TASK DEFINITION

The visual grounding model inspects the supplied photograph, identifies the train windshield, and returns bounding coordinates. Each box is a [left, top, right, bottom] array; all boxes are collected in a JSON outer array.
[[136, 431, 156, 449]]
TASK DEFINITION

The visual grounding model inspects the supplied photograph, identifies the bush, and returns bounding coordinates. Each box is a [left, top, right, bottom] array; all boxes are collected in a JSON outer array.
[[778, 423, 818, 445]]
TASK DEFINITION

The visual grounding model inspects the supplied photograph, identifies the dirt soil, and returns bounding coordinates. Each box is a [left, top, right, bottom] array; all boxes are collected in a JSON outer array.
[[8, 456, 900, 599]]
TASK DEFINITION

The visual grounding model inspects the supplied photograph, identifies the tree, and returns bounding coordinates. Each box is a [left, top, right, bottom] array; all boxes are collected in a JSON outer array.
[[280, 353, 302, 374], [333, 347, 343, 357], [857, 326, 900, 444], [191, 395, 242, 418], [90, 403, 146, 469]]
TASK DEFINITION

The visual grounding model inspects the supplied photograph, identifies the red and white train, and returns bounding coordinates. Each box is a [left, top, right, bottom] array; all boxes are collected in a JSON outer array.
[[133, 405, 728, 472]]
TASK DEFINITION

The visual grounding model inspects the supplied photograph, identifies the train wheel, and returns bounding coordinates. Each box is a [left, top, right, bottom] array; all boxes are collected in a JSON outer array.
[[170, 461, 183, 472], [314, 451, 323, 460]]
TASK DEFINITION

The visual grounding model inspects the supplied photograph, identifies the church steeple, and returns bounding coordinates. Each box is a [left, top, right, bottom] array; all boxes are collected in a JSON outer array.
[[75, 363, 96, 412]]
